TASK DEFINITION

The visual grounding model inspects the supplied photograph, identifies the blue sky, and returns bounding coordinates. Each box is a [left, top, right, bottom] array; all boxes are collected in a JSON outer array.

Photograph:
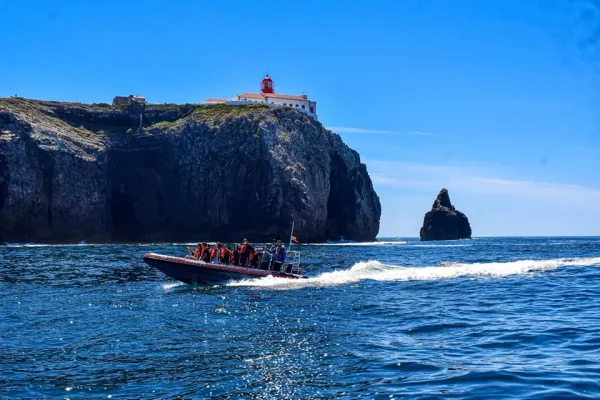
[[1, 0, 600, 237]]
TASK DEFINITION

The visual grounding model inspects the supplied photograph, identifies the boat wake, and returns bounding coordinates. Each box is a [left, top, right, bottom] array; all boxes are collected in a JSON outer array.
[[227, 257, 600, 289]]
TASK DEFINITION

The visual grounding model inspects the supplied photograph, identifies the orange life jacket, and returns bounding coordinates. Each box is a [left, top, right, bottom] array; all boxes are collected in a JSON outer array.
[[192, 247, 201, 259], [220, 248, 227, 257], [210, 248, 218, 259]]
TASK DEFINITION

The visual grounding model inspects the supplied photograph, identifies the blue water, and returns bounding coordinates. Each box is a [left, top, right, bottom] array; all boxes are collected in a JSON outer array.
[[1, 237, 600, 399]]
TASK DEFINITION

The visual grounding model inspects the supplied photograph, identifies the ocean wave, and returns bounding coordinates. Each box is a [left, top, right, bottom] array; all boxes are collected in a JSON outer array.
[[308, 241, 407, 246], [161, 282, 187, 290], [409, 243, 472, 248], [227, 257, 600, 289]]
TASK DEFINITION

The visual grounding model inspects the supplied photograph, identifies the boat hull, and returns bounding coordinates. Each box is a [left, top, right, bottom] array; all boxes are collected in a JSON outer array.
[[143, 253, 304, 284]]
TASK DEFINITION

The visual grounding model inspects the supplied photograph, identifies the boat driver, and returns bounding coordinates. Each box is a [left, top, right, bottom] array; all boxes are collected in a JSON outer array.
[[271, 240, 287, 272]]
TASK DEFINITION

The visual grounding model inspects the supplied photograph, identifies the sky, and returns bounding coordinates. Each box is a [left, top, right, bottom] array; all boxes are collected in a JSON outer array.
[[1, 0, 600, 237]]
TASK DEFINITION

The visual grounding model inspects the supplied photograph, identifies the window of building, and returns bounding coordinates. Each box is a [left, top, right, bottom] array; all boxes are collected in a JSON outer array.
[[295, 104, 299, 107], [302, 105, 305, 109], [283, 103, 286, 106], [310, 107, 314, 113]]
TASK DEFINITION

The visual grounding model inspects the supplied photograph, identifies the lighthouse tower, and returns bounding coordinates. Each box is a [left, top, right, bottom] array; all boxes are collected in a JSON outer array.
[[260, 74, 274, 94]]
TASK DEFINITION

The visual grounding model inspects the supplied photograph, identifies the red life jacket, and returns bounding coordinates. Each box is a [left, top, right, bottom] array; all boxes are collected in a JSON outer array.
[[210, 248, 218, 259]]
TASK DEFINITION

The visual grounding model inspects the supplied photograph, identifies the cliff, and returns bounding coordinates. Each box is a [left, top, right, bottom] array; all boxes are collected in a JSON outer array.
[[419, 188, 471, 241], [0, 98, 381, 243]]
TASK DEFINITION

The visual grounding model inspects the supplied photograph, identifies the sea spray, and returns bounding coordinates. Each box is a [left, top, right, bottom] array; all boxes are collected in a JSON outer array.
[[227, 257, 600, 289]]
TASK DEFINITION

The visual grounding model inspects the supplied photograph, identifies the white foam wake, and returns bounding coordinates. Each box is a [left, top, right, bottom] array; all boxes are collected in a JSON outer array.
[[226, 257, 600, 290]]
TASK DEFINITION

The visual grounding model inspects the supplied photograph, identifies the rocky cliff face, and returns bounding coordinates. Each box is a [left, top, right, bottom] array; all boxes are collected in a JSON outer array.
[[0, 98, 380, 243], [419, 188, 471, 241]]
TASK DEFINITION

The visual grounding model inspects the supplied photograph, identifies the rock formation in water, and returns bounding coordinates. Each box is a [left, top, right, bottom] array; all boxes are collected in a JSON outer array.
[[0, 98, 381, 243], [419, 188, 471, 241]]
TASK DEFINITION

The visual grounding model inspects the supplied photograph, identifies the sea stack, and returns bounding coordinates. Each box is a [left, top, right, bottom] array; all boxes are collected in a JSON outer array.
[[419, 188, 471, 241]]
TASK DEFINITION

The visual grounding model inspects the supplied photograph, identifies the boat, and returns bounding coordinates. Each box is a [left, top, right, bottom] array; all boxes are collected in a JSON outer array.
[[144, 247, 306, 284]]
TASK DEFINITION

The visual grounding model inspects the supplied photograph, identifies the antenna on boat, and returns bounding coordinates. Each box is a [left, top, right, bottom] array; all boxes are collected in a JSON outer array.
[[289, 221, 295, 250]]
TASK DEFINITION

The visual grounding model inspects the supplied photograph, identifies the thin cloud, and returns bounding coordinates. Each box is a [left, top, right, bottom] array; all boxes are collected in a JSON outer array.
[[367, 159, 600, 206], [327, 126, 433, 136]]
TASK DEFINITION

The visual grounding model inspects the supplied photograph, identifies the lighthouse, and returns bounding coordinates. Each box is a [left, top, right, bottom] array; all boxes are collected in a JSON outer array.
[[203, 74, 318, 120], [261, 74, 274, 94]]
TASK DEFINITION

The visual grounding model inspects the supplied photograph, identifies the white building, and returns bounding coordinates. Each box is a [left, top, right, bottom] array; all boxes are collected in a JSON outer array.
[[203, 75, 318, 120]]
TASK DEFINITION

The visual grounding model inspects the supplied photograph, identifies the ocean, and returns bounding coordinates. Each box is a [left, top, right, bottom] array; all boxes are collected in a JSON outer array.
[[1, 237, 600, 399]]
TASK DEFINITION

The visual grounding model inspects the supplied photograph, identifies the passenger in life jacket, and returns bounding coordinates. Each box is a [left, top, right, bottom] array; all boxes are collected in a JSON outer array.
[[231, 244, 240, 266], [210, 243, 220, 264], [193, 243, 202, 259], [219, 244, 231, 264], [186, 243, 202, 259], [249, 247, 260, 268], [200, 242, 211, 263], [239, 238, 254, 267]]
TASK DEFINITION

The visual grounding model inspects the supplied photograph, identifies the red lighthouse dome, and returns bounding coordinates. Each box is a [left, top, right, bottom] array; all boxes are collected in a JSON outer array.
[[261, 74, 274, 94]]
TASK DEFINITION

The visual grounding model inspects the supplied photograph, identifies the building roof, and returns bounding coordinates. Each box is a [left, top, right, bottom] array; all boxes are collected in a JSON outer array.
[[204, 98, 228, 103], [266, 93, 307, 101], [238, 93, 265, 100], [239, 93, 308, 101]]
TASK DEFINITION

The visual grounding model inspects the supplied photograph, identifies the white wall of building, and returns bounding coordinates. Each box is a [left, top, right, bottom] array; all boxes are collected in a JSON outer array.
[[233, 95, 318, 120]]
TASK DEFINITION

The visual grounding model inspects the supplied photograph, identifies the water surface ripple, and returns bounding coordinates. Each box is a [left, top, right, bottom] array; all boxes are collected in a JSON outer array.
[[1, 237, 600, 398]]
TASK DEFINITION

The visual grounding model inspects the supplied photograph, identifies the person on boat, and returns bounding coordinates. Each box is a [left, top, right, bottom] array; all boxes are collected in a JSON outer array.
[[269, 240, 287, 272], [219, 244, 231, 264], [193, 243, 202, 259], [264, 239, 278, 268], [186, 243, 202, 259], [239, 239, 254, 267], [200, 243, 211, 263], [249, 248, 260, 268], [231, 244, 240, 266], [210, 243, 220, 264]]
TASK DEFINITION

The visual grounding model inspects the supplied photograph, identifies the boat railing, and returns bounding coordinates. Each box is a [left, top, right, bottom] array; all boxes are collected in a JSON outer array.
[[254, 247, 302, 275], [286, 250, 302, 275]]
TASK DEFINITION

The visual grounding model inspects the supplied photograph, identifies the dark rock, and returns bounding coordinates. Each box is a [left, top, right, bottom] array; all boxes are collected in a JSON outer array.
[[0, 98, 381, 243], [419, 188, 471, 241]]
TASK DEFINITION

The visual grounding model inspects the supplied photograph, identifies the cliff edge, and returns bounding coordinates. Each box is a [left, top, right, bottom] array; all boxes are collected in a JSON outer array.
[[0, 98, 381, 243], [419, 188, 471, 241]]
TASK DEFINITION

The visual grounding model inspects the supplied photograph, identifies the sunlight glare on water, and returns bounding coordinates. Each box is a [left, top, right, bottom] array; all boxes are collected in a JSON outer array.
[[1, 237, 600, 399]]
